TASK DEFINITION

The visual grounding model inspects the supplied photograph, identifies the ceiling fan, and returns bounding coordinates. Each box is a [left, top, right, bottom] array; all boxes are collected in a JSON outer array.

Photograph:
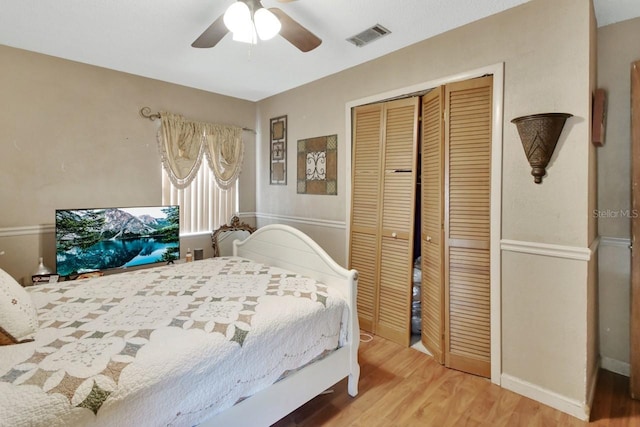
[[191, 0, 322, 52]]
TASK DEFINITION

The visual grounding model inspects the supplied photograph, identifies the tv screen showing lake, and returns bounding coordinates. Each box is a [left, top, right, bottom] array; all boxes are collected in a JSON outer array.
[[56, 238, 179, 276], [55, 206, 180, 276]]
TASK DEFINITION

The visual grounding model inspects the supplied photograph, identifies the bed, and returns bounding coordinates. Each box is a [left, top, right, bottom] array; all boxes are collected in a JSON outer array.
[[0, 224, 360, 427]]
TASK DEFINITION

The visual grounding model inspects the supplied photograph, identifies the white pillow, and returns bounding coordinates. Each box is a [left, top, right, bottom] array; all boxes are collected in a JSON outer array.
[[0, 268, 38, 341]]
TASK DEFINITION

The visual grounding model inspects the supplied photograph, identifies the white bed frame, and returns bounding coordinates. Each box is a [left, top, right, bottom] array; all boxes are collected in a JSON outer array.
[[200, 224, 360, 427]]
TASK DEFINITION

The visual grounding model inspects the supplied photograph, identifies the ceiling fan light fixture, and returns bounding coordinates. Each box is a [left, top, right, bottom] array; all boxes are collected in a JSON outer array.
[[232, 22, 258, 44], [254, 7, 281, 40], [223, 1, 251, 33], [194, 0, 314, 51]]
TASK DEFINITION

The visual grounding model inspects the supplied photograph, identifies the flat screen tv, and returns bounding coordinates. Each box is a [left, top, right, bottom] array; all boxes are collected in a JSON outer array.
[[55, 205, 180, 277]]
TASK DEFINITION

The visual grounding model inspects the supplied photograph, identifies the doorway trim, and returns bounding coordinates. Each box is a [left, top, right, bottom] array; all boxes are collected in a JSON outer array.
[[344, 62, 504, 385], [631, 59, 640, 399]]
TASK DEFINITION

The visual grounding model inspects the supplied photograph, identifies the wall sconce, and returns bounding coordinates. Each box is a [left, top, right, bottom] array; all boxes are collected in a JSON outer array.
[[511, 113, 572, 184]]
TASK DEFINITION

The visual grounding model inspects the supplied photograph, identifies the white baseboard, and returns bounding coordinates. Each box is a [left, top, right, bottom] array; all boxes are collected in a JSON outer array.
[[500, 373, 590, 421], [586, 358, 600, 420], [601, 356, 630, 377]]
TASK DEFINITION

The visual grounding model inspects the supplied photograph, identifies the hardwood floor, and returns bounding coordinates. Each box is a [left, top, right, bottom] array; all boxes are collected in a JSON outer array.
[[273, 335, 640, 426]]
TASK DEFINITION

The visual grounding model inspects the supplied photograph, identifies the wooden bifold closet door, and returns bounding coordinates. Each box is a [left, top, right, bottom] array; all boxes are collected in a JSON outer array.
[[350, 97, 419, 347], [422, 76, 493, 378], [350, 103, 383, 335], [444, 76, 492, 378], [421, 87, 445, 363], [351, 76, 491, 375]]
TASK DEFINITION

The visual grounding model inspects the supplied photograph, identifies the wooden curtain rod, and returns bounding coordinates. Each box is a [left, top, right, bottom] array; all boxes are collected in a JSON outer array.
[[139, 107, 256, 134]]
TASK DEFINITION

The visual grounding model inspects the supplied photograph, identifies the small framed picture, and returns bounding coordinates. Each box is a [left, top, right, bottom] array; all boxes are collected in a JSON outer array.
[[270, 115, 287, 185], [272, 142, 285, 160], [272, 120, 285, 140]]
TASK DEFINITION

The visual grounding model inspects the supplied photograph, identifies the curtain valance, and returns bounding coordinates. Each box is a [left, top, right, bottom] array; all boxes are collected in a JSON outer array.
[[157, 112, 244, 190]]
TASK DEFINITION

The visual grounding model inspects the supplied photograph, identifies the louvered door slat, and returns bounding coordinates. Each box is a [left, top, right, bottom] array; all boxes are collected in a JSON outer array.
[[377, 236, 413, 344], [382, 173, 414, 232], [444, 75, 493, 378], [448, 312, 490, 330], [352, 104, 383, 233], [421, 87, 445, 362], [351, 232, 378, 332], [384, 103, 418, 170]]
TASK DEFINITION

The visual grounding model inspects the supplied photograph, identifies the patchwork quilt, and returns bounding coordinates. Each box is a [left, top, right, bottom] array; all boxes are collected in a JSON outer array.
[[0, 257, 347, 427]]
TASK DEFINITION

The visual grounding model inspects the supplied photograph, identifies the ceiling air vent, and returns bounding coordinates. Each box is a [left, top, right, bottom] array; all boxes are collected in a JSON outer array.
[[346, 24, 391, 47]]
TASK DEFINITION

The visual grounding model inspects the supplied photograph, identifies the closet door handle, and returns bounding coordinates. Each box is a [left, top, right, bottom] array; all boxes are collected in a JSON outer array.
[[391, 232, 397, 238], [426, 235, 432, 242]]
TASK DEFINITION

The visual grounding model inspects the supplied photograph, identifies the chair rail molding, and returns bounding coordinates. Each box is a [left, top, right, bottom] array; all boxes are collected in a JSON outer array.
[[0, 215, 347, 238], [0, 225, 55, 238], [500, 238, 598, 261], [599, 235, 631, 248], [253, 212, 346, 229]]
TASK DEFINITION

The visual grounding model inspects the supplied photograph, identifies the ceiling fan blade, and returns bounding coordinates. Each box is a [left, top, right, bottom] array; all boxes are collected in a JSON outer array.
[[191, 14, 229, 48], [269, 8, 321, 52]]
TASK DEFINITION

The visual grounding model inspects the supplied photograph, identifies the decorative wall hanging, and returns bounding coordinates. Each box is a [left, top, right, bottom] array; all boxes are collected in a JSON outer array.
[[270, 115, 287, 185], [297, 134, 337, 195], [592, 89, 607, 147], [511, 113, 572, 184]]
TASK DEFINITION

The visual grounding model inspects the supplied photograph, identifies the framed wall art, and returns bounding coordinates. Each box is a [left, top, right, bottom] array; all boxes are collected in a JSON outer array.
[[270, 115, 287, 185], [297, 134, 337, 195]]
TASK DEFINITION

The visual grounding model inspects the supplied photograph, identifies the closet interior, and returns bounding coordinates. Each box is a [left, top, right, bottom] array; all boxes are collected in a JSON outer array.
[[349, 75, 493, 378]]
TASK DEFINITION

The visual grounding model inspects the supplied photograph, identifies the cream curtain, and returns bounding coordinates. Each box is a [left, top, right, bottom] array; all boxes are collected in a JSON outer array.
[[203, 123, 244, 190], [157, 112, 244, 190]]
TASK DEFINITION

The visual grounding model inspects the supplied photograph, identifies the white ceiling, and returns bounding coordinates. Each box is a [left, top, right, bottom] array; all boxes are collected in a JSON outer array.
[[1, 0, 639, 102]]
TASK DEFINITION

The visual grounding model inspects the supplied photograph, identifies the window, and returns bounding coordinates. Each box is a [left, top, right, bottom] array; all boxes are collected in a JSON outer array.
[[156, 112, 243, 234], [162, 162, 237, 235]]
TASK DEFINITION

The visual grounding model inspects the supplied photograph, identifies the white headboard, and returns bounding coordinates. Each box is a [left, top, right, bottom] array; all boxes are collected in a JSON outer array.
[[233, 224, 357, 300]]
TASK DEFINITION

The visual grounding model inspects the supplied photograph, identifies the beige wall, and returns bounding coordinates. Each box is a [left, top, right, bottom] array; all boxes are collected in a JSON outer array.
[[502, 252, 589, 397], [0, 45, 256, 283], [257, 0, 595, 417], [596, 16, 640, 374], [597, 19, 639, 239]]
